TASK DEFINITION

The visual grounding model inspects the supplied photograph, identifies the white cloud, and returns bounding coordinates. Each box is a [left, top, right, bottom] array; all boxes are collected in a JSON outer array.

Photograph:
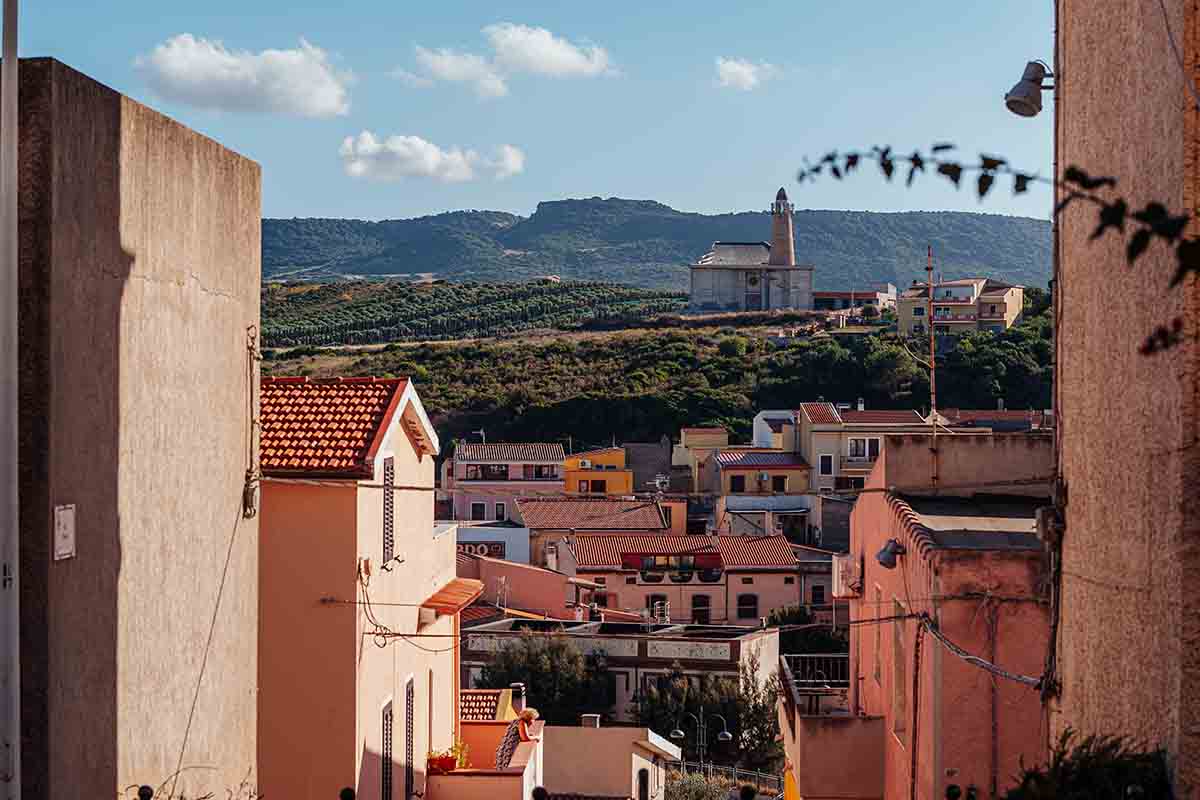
[[483, 23, 611, 77], [136, 34, 351, 117], [340, 132, 525, 183], [390, 67, 434, 89], [715, 57, 779, 91], [397, 23, 612, 98], [414, 45, 508, 98]]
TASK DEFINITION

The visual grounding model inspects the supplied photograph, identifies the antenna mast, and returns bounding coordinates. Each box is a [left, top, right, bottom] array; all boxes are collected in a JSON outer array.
[[927, 245, 938, 491]]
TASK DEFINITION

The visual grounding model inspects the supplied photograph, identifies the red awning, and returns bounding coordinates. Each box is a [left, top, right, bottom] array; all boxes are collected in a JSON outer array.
[[422, 578, 484, 615]]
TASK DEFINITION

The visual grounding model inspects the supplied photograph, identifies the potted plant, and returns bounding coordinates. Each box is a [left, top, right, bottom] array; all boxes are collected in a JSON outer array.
[[427, 740, 469, 774]]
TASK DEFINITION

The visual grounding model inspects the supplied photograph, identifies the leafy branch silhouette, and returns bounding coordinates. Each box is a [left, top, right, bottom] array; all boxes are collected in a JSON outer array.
[[795, 145, 1193, 354]]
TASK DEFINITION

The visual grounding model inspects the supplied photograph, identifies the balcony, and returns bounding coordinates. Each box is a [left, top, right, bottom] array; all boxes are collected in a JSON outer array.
[[777, 657, 884, 800], [931, 312, 976, 322], [978, 309, 1007, 320], [840, 455, 878, 473], [783, 653, 849, 688], [426, 720, 544, 800]]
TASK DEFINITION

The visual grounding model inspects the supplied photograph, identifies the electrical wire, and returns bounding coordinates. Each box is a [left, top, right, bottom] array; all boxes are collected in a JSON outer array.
[[1156, 0, 1200, 110], [919, 613, 1042, 689]]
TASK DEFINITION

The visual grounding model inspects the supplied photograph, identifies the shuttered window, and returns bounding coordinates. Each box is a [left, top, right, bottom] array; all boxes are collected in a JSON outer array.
[[405, 679, 415, 798], [382, 701, 394, 800], [383, 457, 395, 564]]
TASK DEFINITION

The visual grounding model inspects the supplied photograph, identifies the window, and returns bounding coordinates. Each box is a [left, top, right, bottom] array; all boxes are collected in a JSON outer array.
[[848, 438, 867, 458], [784, 576, 795, 585], [736, 594, 759, 619], [819, 454, 834, 476], [494, 502, 506, 521], [869, 438, 881, 459], [579, 480, 589, 493], [893, 601, 907, 742], [741, 577, 754, 585], [912, 323, 925, 334], [771, 475, 787, 492], [525, 464, 558, 480], [405, 679, 414, 798], [470, 502, 486, 521], [692, 595, 711, 625], [590, 479, 607, 493], [811, 585, 826, 605], [383, 457, 395, 564], [989, 304, 997, 314], [466, 463, 507, 480], [873, 587, 882, 684], [382, 701, 393, 800], [638, 768, 650, 800], [647, 594, 668, 618], [729, 474, 746, 493], [913, 306, 925, 316], [626, 576, 637, 585]]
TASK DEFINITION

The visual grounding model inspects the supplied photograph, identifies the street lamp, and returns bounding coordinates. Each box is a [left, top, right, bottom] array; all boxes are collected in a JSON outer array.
[[669, 707, 733, 765]]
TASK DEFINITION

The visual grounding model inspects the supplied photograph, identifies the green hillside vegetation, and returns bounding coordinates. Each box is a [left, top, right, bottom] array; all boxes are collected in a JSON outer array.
[[262, 280, 686, 347], [262, 290, 1053, 447], [263, 198, 1050, 290]]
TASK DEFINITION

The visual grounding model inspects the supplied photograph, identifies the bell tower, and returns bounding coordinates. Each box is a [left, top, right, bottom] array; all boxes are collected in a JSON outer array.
[[768, 187, 796, 266]]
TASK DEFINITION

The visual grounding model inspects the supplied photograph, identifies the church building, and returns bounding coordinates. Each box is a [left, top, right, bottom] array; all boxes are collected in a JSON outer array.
[[688, 187, 815, 312]]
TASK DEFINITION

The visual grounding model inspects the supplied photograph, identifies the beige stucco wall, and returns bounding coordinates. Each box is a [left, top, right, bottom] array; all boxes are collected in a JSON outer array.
[[542, 726, 672, 800], [588, 568, 799, 624], [17, 59, 261, 799], [1055, 1, 1200, 795]]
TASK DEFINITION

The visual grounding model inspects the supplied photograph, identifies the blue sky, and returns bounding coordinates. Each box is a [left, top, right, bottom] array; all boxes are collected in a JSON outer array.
[[24, 1, 1054, 221]]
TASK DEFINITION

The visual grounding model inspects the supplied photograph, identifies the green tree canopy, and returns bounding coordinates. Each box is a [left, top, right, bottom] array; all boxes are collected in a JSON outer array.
[[478, 631, 613, 725]]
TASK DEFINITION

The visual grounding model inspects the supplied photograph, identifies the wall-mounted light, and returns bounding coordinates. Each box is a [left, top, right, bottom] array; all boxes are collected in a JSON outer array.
[[876, 539, 906, 570], [1005, 60, 1054, 117]]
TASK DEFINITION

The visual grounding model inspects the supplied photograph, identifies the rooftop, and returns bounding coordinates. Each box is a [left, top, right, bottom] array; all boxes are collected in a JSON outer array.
[[840, 409, 925, 424], [895, 493, 1045, 552], [798, 402, 841, 425], [260, 377, 417, 478], [715, 450, 810, 469], [571, 533, 796, 569], [516, 497, 667, 530], [697, 241, 770, 265], [456, 442, 565, 463]]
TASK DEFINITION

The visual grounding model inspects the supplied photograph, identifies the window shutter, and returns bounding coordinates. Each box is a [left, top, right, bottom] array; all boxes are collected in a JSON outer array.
[[383, 458, 395, 564]]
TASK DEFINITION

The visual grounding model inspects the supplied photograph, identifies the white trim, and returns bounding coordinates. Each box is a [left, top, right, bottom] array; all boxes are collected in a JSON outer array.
[[397, 381, 441, 456], [846, 436, 881, 458]]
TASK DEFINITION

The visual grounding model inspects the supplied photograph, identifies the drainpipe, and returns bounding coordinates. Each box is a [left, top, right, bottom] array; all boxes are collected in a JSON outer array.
[[1, 3, 19, 797]]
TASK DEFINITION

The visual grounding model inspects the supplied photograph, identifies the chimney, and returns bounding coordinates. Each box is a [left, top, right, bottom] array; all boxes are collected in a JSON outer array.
[[510, 683, 526, 713], [580, 714, 601, 728], [857, 397, 865, 412], [768, 187, 796, 266], [997, 397, 1005, 411]]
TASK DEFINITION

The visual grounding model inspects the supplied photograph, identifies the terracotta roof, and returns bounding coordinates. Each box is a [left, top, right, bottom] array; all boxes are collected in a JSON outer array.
[[572, 534, 797, 569], [456, 442, 564, 463], [422, 578, 484, 615], [799, 402, 841, 424], [516, 497, 666, 531], [460, 605, 502, 626], [569, 446, 623, 458], [715, 451, 810, 469], [260, 377, 408, 477], [840, 409, 924, 424]]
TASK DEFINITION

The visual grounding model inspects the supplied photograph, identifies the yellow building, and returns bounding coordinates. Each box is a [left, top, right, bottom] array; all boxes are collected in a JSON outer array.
[[897, 277, 1024, 337], [564, 447, 635, 495]]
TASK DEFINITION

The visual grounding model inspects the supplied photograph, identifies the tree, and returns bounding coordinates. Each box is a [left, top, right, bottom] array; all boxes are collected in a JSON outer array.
[[631, 655, 782, 771], [862, 304, 880, 319], [766, 605, 847, 654], [665, 771, 735, 800], [479, 631, 614, 725]]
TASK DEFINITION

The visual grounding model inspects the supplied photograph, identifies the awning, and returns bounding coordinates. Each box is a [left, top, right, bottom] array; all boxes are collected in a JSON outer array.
[[421, 578, 484, 615]]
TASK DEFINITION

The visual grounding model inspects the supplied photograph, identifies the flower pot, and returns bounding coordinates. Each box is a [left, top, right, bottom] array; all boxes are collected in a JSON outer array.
[[428, 755, 458, 774]]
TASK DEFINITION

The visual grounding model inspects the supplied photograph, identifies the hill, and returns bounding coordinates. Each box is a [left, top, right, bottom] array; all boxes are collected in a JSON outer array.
[[263, 198, 1051, 290], [261, 290, 1053, 447]]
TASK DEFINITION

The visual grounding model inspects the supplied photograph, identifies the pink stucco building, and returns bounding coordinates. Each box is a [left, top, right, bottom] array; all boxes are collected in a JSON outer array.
[[442, 442, 565, 521], [258, 377, 482, 800], [779, 432, 1052, 800], [562, 533, 800, 624]]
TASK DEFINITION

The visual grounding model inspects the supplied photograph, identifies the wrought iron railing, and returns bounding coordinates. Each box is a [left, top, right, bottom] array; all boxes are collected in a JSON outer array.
[[782, 653, 850, 688], [667, 761, 782, 793]]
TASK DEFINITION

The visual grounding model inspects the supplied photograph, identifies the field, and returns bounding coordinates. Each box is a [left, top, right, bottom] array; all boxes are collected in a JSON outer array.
[[262, 279, 686, 348]]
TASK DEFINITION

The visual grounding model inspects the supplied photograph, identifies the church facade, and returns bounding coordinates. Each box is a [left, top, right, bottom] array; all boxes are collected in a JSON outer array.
[[688, 187, 815, 312]]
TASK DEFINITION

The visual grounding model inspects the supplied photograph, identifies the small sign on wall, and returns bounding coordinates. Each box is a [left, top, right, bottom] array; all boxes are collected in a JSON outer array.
[[53, 504, 76, 561], [458, 541, 506, 559]]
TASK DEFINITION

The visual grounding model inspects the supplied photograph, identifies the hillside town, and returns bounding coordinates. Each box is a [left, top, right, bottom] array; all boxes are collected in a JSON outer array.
[[3, 3, 1198, 800]]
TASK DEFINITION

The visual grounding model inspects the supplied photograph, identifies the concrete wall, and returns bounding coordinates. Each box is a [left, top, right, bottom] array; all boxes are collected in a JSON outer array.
[[474, 557, 574, 617], [689, 266, 813, 311], [880, 432, 1053, 494], [1055, 2, 1200, 795], [17, 59, 261, 799], [455, 525, 532, 564], [542, 726, 672, 800]]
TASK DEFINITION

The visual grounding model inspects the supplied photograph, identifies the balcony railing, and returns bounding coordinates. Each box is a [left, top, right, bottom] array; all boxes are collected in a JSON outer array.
[[667, 762, 782, 795], [840, 455, 878, 471], [783, 653, 850, 688]]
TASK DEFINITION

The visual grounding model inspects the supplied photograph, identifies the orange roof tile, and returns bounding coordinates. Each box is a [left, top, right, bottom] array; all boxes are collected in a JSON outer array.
[[572, 534, 797, 569], [260, 377, 408, 477], [516, 497, 667, 531], [840, 409, 924, 424], [799, 402, 841, 424], [422, 577, 484, 615]]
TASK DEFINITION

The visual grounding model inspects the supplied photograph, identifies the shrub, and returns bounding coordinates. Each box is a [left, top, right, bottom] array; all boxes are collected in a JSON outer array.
[[665, 771, 735, 800], [1001, 730, 1171, 800]]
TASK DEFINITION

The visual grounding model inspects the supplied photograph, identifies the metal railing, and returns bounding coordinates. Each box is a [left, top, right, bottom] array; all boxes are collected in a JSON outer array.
[[782, 653, 850, 688], [667, 761, 782, 793]]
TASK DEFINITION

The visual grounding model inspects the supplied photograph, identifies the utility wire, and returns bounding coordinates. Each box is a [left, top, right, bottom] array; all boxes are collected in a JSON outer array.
[[919, 613, 1042, 689], [1157, 0, 1200, 110]]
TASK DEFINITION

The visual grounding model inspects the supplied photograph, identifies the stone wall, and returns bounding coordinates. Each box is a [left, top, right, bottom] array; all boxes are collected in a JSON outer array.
[[1055, 2, 1200, 795], [17, 59, 261, 799]]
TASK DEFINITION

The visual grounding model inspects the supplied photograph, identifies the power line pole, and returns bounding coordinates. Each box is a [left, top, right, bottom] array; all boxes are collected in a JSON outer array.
[[1, 2, 20, 796], [927, 245, 939, 492]]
